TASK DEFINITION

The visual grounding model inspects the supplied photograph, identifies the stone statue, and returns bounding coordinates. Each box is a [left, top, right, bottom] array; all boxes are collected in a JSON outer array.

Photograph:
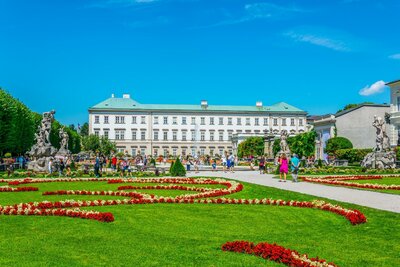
[[372, 116, 390, 152], [27, 110, 58, 172], [59, 127, 69, 151], [279, 130, 290, 154], [361, 116, 395, 169]]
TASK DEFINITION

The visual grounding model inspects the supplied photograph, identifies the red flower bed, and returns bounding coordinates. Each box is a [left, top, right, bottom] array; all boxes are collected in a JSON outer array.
[[222, 241, 338, 267], [0, 177, 366, 226], [301, 175, 400, 190], [0, 186, 38, 192]]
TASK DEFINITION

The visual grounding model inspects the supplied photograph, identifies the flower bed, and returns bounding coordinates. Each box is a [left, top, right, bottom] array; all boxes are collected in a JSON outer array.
[[222, 241, 338, 267], [301, 175, 400, 190], [0, 186, 38, 192], [0, 177, 366, 225]]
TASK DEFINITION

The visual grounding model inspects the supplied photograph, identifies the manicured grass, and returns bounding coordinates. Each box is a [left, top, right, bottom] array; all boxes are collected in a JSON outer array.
[[0, 177, 399, 266], [350, 177, 400, 195]]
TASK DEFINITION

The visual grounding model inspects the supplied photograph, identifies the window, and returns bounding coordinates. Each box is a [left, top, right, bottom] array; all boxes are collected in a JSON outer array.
[[182, 149, 186, 156], [182, 117, 187, 125], [255, 118, 259, 126], [131, 131, 137, 140], [173, 117, 177, 125], [219, 132, 224, 141], [191, 130, 196, 141], [104, 116, 109, 124], [200, 148, 205, 155], [201, 117, 205, 125], [273, 118, 278, 126], [191, 117, 196, 125], [228, 118, 232, 125], [141, 116, 146, 124], [246, 118, 250, 125], [115, 116, 125, 124], [141, 148, 145, 155], [153, 149, 158, 156], [200, 131, 205, 141], [210, 117, 214, 125], [210, 132, 214, 141], [163, 131, 168, 141], [132, 116, 137, 124], [104, 130, 109, 139], [219, 117, 224, 125], [263, 118, 268, 126], [228, 131, 233, 141], [94, 129, 99, 136], [173, 131, 177, 141], [210, 149, 214, 156], [154, 131, 159, 141], [173, 148, 177, 157], [131, 148, 136, 156], [299, 119, 304, 126], [219, 149, 224, 156], [282, 118, 287, 126], [397, 96, 400, 111], [154, 116, 159, 124], [163, 149, 168, 157], [237, 118, 242, 125], [191, 148, 196, 156], [182, 131, 187, 141], [115, 130, 125, 140], [291, 118, 295, 126], [94, 116, 99, 124], [163, 116, 168, 125], [141, 131, 146, 141]]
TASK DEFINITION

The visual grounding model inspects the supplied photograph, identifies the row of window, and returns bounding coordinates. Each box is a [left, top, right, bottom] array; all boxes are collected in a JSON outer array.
[[119, 147, 232, 158], [94, 115, 304, 127]]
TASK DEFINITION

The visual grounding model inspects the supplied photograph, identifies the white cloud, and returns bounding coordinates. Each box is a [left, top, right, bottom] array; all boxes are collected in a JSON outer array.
[[359, 80, 387, 96], [284, 31, 350, 52], [389, 54, 400, 60]]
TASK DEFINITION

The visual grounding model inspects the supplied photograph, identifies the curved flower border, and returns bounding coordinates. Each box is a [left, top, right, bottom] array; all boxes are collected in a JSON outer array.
[[222, 241, 338, 267], [0, 177, 366, 225], [301, 175, 400, 190]]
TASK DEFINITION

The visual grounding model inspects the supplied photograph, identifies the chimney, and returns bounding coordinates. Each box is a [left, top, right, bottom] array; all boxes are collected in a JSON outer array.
[[123, 94, 130, 99], [201, 100, 208, 109], [111, 93, 115, 98], [256, 101, 263, 107]]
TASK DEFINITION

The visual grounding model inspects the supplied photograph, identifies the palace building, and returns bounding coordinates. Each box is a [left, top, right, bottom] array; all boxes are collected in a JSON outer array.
[[88, 94, 307, 157]]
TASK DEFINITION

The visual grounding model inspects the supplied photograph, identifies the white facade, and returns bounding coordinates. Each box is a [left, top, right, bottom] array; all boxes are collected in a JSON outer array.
[[388, 79, 400, 146], [89, 94, 307, 157]]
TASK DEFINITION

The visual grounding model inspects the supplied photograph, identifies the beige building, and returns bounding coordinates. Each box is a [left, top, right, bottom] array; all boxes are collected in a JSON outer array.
[[388, 79, 400, 146]]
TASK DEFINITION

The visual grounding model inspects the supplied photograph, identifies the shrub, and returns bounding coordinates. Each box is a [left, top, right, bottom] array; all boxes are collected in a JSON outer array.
[[170, 158, 186, 176], [336, 148, 373, 163], [70, 160, 76, 171], [4, 152, 12, 158], [325, 137, 353, 155], [396, 146, 400, 161], [169, 161, 175, 173]]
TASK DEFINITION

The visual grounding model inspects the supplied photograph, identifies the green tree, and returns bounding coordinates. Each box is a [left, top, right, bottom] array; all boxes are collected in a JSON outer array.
[[82, 134, 101, 152], [336, 102, 373, 113], [273, 131, 317, 158], [170, 157, 186, 176], [80, 122, 89, 136], [237, 137, 264, 158], [99, 136, 116, 156], [325, 137, 353, 155]]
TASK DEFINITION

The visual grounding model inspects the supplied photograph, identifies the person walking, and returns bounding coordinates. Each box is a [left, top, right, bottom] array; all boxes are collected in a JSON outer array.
[[259, 156, 265, 174], [228, 153, 235, 173], [291, 154, 300, 182], [94, 156, 100, 178], [278, 154, 288, 182], [59, 159, 65, 177], [222, 155, 227, 172], [48, 159, 53, 174], [111, 156, 117, 171]]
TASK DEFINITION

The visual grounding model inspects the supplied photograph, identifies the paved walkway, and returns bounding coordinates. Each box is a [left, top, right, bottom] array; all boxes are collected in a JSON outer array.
[[186, 171, 400, 213]]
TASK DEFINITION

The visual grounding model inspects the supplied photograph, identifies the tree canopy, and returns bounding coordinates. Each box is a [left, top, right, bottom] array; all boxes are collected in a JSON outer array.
[[0, 88, 82, 156], [237, 137, 264, 158], [273, 131, 317, 158]]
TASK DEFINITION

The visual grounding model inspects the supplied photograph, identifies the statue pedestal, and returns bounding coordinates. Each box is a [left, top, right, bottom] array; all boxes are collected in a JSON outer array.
[[361, 151, 396, 169]]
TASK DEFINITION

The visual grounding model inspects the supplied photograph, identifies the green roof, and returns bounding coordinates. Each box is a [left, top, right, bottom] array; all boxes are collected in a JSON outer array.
[[89, 97, 305, 113]]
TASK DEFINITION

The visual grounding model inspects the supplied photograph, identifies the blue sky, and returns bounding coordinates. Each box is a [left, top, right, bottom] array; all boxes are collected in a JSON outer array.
[[1, 0, 400, 125]]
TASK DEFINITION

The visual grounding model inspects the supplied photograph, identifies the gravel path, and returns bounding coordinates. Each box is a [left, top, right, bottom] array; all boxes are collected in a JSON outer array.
[[186, 171, 400, 213]]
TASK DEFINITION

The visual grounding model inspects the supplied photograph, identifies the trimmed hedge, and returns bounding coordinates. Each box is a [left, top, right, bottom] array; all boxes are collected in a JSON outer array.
[[335, 148, 373, 163], [325, 137, 353, 155], [170, 158, 186, 176]]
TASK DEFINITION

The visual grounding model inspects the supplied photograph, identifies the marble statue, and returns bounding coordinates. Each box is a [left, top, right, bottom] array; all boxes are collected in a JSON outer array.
[[361, 116, 396, 169], [279, 130, 290, 154]]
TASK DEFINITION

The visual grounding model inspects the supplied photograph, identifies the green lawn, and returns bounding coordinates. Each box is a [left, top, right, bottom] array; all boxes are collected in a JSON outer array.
[[0, 177, 399, 266]]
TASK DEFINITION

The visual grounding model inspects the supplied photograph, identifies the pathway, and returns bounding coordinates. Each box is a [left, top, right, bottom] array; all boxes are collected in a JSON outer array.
[[186, 171, 400, 213]]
